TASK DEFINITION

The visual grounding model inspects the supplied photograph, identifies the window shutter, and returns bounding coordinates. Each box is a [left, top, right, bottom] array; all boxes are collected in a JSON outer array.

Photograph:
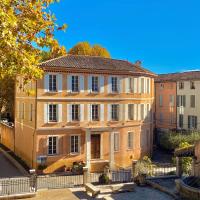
[[87, 104, 91, 121], [108, 76, 112, 93], [134, 78, 138, 93], [119, 104, 123, 121], [125, 77, 130, 93], [138, 104, 141, 120], [67, 75, 72, 93], [44, 74, 49, 92], [44, 103, 48, 123], [58, 104, 62, 122], [57, 74, 62, 92], [144, 104, 147, 120], [107, 104, 111, 121], [58, 136, 63, 155], [134, 104, 137, 120], [80, 104, 84, 121], [100, 104, 104, 121], [183, 95, 186, 107], [100, 76, 104, 93], [79, 75, 84, 93], [138, 78, 141, 93], [125, 104, 129, 121], [67, 104, 72, 122], [88, 75, 92, 93], [117, 77, 122, 93], [144, 78, 147, 93], [177, 95, 180, 107]]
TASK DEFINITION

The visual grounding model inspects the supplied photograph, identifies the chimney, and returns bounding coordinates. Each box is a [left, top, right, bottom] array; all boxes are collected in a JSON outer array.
[[135, 60, 142, 66]]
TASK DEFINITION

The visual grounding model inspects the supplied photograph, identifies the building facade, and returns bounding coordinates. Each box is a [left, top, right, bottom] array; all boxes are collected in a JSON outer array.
[[155, 71, 200, 133], [14, 55, 155, 172]]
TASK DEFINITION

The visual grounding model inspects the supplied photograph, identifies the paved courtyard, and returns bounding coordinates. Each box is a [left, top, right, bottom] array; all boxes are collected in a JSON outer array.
[[0, 149, 24, 177]]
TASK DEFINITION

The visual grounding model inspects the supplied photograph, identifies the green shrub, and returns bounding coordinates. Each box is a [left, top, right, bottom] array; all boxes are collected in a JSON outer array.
[[99, 173, 109, 184], [159, 132, 200, 151], [37, 164, 47, 170]]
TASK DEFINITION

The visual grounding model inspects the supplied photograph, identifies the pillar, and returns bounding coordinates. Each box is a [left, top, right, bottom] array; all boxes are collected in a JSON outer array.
[[176, 157, 182, 177], [83, 167, 89, 185], [85, 129, 91, 171], [109, 132, 114, 170]]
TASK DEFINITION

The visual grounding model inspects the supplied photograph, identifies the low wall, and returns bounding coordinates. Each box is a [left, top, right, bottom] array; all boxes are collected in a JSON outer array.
[[0, 122, 14, 151]]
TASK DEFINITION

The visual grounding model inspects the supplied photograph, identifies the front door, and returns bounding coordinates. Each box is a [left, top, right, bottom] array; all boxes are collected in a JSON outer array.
[[91, 134, 100, 159]]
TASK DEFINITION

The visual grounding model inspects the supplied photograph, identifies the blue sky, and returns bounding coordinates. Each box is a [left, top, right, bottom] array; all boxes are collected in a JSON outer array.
[[50, 0, 200, 74]]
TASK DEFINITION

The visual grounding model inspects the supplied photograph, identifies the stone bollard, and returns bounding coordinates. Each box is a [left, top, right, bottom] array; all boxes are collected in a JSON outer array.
[[83, 167, 89, 185], [29, 169, 37, 192]]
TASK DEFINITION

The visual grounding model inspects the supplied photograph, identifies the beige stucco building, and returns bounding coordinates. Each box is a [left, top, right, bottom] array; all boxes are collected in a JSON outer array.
[[14, 55, 155, 172]]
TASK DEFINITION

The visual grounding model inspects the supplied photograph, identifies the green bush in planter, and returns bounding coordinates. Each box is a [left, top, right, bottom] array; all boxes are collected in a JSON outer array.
[[99, 173, 109, 184]]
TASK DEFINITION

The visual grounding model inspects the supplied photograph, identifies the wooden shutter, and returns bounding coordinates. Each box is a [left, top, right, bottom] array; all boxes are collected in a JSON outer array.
[[67, 104, 72, 122], [58, 104, 62, 122], [67, 75, 72, 93], [57, 74, 62, 92], [138, 78, 141, 93], [108, 76, 112, 93], [125, 77, 130, 93], [125, 104, 129, 121], [44, 74, 49, 92], [100, 104, 104, 121], [44, 103, 48, 123], [134, 78, 138, 93], [88, 75, 92, 93], [119, 104, 123, 121], [79, 75, 84, 93], [87, 104, 91, 121], [117, 77, 122, 93], [107, 104, 111, 121], [100, 76, 104, 93], [80, 104, 84, 121]]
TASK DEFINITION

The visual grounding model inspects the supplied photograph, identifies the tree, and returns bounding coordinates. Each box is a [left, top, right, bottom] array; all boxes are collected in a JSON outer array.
[[0, 0, 67, 80], [68, 42, 110, 58]]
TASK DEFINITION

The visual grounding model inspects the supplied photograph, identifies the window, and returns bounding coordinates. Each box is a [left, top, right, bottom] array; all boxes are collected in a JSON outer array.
[[49, 104, 57, 122], [72, 105, 79, 121], [30, 104, 33, 121], [49, 74, 57, 92], [114, 132, 119, 151], [111, 77, 118, 93], [127, 132, 133, 149], [179, 82, 184, 89], [48, 136, 58, 155], [141, 78, 145, 93], [128, 78, 134, 92], [177, 95, 186, 107], [190, 81, 195, 89], [159, 95, 163, 107], [141, 104, 145, 120], [92, 76, 99, 92], [169, 95, 174, 106], [160, 83, 164, 89], [188, 116, 197, 129], [92, 104, 99, 121], [111, 104, 119, 121], [70, 135, 80, 153], [190, 95, 195, 108], [128, 104, 134, 120], [179, 114, 183, 128], [72, 76, 79, 92]]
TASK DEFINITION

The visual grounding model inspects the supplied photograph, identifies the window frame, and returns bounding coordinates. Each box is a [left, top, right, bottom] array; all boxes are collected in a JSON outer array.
[[70, 135, 80, 154], [71, 75, 79, 92], [179, 81, 184, 90], [190, 81, 195, 89], [127, 132, 134, 150], [48, 104, 58, 122], [114, 132, 120, 152], [111, 77, 118, 93], [71, 104, 80, 121], [91, 104, 100, 121], [91, 76, 99, 93], [111, 104, 119, 121], [128, 104, 134, 120], [47, 136, 58, 156], [49, 74, 57, 92]]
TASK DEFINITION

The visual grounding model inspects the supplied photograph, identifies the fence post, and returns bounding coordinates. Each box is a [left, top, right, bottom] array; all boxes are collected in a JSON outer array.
[[29, 169, 37, 192], [83, 167, 88, 185]]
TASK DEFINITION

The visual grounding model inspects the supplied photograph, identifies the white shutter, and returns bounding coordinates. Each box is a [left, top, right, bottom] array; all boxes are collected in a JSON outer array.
[[138, 78, 141, 93], [100, 76, 104, 93], [134, 78, 138, 93], [144, 78, 147, 94], [88, 75, 92, 93], [80, 104, 84, 122], [79, 75, 84, 93], [108, 76, 112, 93], [144, 104, 147, 120], [117, 77, 122, 93], [119, 104, 124, 121], [125, 77, 130, 93], [138, 104, 141, 120], [57, 74, 62, 92], [58, 104, 62, 122], [87, 104, 91, 121], [44, 74, 49, 92], [125, 104, 129, 121], [100, 104, 104, 121], [44, 103, 48, 123], [107, 104, 111, 121], [134, 104, 137, 120], [67, 75, 72, 93], [67, 104, 72, 122]]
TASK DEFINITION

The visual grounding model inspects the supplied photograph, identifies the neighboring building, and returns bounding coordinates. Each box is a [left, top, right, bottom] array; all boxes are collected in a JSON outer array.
[[14, 55, 155, 172], [155, 71, 200, 132]]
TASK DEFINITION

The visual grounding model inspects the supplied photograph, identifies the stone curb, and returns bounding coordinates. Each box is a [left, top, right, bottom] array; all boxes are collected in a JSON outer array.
[[0, 147, 29, 176], [146, 180, 179, 200], [0, 192, 36, 199]]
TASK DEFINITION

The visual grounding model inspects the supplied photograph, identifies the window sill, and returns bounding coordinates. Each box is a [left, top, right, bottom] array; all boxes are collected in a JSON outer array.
[[70, 152, 80, 156], [47, 154, 59, 157], [47, 121, 58, 124]]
